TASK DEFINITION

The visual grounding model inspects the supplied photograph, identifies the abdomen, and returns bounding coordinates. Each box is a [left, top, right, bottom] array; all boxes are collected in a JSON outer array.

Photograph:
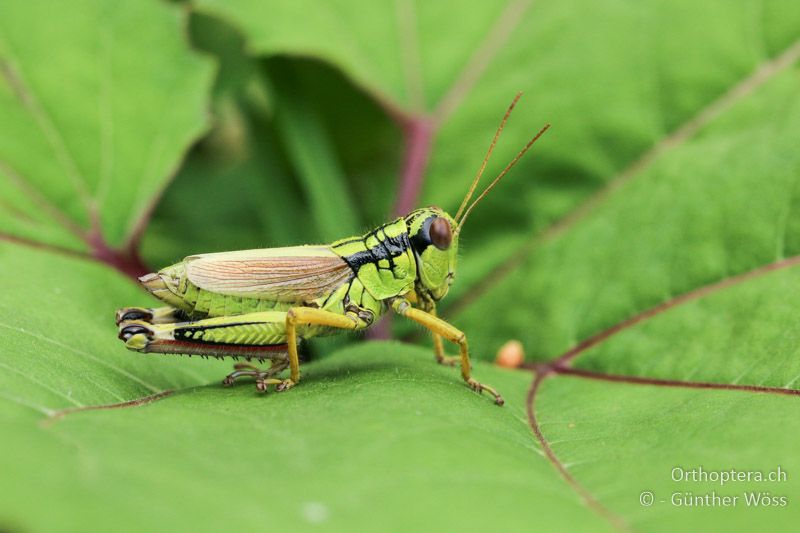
[[138, 264, 294, 319]]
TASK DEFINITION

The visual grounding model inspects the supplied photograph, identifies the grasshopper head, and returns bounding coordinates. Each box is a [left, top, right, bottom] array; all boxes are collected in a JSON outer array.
[[404, 96, 550, 302], [405, 206, 458, 301]]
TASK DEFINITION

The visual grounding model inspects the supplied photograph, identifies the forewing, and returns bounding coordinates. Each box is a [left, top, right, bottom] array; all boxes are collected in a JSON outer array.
[[185, 246, 353, 303]]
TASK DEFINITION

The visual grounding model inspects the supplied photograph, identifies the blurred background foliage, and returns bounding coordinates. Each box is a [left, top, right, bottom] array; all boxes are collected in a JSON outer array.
[[143, 13, 397, 261], [2, 1, 800, 530]]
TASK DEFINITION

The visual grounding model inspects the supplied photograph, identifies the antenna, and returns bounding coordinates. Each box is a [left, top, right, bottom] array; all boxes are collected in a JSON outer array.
[[456, 123, 551, 232], [454, 92, 522, 223]]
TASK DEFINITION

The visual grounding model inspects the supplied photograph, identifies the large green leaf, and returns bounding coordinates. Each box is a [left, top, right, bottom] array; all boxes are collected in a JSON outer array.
[[0, 0, 213, 254], [4, 241, 800, 531], [3, 0, 800, 531], [1, 242, 604, 532], [534, 377, 800, 531]]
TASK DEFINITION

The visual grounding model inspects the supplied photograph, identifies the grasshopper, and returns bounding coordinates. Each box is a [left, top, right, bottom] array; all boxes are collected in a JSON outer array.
[[116, 95, 548, 405]]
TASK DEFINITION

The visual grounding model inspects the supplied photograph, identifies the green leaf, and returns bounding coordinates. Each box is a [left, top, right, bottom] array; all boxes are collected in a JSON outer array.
[[534, 378, 800, 531], [458, 59, 800, 360], [1, 241, 604, 532], [0, 242, 226, 408], [140, 99, 310, 266], [4, 1, 800, 531], [0, 0, 214, 252], [262, 59, 362, 240]]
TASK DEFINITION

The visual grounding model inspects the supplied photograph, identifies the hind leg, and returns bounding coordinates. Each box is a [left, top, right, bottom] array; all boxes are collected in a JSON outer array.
[[115, 306, 187, 326], [281, 307, 361, 392], [118, 311, 293, 391]]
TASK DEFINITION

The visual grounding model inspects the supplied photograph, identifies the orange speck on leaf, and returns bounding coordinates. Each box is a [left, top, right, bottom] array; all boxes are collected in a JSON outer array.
[[495, 339, 524, 368]]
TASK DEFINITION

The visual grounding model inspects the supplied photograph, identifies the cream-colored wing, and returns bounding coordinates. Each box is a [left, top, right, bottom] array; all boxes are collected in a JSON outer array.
[[185, 245, 354, 303]]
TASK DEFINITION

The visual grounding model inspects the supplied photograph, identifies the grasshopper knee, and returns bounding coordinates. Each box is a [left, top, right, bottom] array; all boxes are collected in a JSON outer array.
[[118, 323, 153, 351], [118, 323, 152, 342], [285, 308, 307, 328], [116, 308, 153, 325]]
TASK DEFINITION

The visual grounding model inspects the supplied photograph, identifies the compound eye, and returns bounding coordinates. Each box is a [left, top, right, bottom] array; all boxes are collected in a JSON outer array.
[[430, 217, 452, 250]]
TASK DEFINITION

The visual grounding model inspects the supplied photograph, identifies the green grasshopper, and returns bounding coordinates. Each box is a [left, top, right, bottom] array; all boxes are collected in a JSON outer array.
[[116, 95, 549, 406]]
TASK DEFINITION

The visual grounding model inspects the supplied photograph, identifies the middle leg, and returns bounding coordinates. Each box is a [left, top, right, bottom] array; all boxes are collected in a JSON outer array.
[[428, 304, 460, 367], [222, 359, 290, 389]]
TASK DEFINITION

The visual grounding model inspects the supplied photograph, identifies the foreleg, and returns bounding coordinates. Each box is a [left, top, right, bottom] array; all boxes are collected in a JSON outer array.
[[391, 298, 503, 405]]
